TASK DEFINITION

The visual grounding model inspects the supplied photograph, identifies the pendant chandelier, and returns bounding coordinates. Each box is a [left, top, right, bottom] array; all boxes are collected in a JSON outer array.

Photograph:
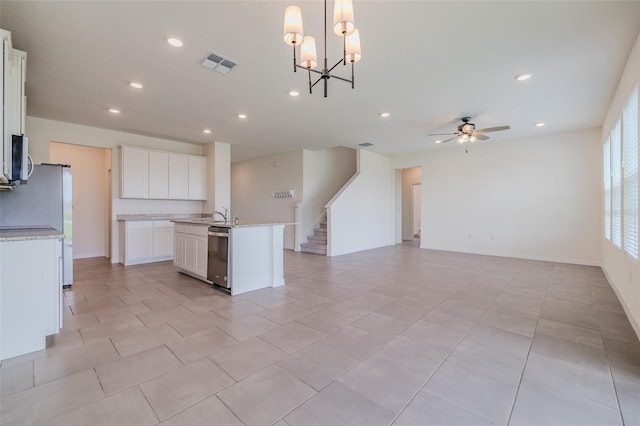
[[283, 0, 362, 98]]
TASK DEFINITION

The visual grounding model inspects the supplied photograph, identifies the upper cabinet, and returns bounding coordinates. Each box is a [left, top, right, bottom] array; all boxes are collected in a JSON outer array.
[[168, 154, 189, 199], [1, 29, 27, 183], [121, 147, 149, 198], [188, 155, 207, 200], [121, 146, 207, 200], [148, 151, 169, 199]]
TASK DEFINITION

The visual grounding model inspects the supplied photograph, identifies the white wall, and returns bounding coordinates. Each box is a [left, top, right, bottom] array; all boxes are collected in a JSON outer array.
[[26, 117, 205, 262], [393, 128, 602, 266], [50, 142, 110, 259], [327, 149, 395, 256], [601, 33, 640, 336], [301, 147, 357, 248], [204, 141, 231, 215], [401, 167, 422, 241], [231, 150, 303, 250]]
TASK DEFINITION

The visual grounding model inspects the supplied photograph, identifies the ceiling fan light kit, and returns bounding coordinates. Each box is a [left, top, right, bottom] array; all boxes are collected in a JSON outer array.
[[429, 116, 511, 153], [283, 0, 362, 97]]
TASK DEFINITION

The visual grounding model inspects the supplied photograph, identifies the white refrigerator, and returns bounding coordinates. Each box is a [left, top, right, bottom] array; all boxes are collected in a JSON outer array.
[[0, 164, 73, 286]]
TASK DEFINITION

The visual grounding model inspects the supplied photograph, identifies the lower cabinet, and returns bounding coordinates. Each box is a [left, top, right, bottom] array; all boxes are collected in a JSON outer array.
[[122, 220, 174, 265], [1, 237, 62, 361], [174, 224, 208, 280]]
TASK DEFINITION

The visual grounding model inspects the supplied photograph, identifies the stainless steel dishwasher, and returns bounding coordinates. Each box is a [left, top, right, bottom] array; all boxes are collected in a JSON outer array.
[[207, 226, 230, 289]]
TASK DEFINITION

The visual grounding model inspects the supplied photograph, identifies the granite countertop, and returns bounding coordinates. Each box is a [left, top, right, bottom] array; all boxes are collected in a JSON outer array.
[[117, 213, 211, 222], [0, 226, 64, 242], [171, 218, 292, 228]]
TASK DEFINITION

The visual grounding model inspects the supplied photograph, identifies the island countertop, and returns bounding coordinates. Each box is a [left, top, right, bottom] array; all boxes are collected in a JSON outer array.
[[171, 218, 292, 228], [0, 226, 64, 242]]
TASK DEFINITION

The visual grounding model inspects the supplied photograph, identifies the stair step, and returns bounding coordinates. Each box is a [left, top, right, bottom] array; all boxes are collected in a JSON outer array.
[[319, 221, 327, 228], [300, 242, 327, 255], [314, 228, 327, 236], [308, 234, 327, 244]]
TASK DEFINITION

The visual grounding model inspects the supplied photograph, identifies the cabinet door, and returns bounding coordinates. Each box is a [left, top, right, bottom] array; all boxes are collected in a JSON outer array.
[[125, 221, 154, 261], [122, 147, 149, 199], [183, 234, 198, 274], [1, 238, 60, 360], [174, 232, 184, 268], [168, 154, 189, 199], [153, 221, 174, 258], [148, 151, 169, 199], [195, 235, 208, 278], [188, 156, 207, 200]]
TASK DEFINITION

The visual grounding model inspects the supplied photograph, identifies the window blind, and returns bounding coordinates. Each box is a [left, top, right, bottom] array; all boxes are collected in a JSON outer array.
[[604, 137, 611, 240], [612, 119, 622, 249], [623, 86, 639, 258]]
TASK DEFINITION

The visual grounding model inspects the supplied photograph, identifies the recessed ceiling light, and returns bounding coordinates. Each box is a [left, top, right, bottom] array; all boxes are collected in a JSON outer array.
[[515, 73, 532, 81], [434, 140, 442, 144], [203, 129, 212, 134], [167, 37, 183, 47], [535, 122, 545, 127], [289, 90, 299, 97], [129, 82, 143, 89], [379, 112, 390, 118], [108, 108, 120, 114], [237, 113, 247, 119]]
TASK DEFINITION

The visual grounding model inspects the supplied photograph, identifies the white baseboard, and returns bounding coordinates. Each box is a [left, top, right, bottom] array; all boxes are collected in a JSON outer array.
[[601, 266, 640, 341]]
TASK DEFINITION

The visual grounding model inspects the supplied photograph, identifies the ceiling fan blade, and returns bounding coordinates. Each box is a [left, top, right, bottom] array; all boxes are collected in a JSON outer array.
[[440, 135, 459, 144], [476, 125, 510, 133], [475, 133, 490, 141], [428, 132, 458, 136]]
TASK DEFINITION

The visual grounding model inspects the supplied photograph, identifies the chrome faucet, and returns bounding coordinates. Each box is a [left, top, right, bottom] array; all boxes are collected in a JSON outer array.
[[212, 207, 228, 222]]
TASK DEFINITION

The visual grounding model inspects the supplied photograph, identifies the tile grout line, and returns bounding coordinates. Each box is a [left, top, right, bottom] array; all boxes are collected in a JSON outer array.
[[505, 263, 554, 425]]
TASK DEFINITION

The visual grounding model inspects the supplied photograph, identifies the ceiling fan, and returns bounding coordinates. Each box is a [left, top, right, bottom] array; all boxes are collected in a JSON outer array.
[[429, 117, 511, 152]]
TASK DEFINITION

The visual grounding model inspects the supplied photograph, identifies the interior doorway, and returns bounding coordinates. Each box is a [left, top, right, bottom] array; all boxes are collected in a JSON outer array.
[[50, 142, 112, 259], [412, 183, 421, 238], [400, 167, 422, 241]]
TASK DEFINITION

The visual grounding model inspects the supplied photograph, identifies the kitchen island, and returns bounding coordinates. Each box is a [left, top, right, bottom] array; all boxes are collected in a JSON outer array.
[[172, 219, 286, 296]]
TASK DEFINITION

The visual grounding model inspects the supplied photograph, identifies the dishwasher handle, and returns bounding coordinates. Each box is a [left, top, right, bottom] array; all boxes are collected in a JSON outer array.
[[208, 231, 229, 237]]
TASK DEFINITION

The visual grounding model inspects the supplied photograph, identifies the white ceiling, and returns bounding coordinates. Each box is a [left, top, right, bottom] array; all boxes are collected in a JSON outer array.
[[1, 1, 639, 162]]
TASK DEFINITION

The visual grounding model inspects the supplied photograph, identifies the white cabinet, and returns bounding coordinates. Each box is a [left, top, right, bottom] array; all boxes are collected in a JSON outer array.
[[153, 220, 174, 257], [148, 151, 169, 199], [122, 220, 174, 265], [188, 155, 207, 200], [1, 237, 62, 361], [175, 224, 208, 280], [120, 146, 207, 201], [169, 154, 189, 199], [174, 225, 184, 268], [1, 29, 27, 183], [121, 147, 149, 198], [125, 221, 153, 260]]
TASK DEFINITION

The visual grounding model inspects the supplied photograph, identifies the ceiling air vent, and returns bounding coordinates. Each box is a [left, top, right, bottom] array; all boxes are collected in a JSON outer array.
[[201, 52, 237, 74], [358, 142, 374, 147]]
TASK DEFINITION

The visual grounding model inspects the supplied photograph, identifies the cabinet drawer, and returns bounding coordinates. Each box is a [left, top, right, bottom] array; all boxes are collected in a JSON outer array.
[[184, 224, 209, 236], [174, 223, 184, 233]]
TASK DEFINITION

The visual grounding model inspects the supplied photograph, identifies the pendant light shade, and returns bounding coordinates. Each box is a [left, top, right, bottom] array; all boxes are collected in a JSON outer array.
[[283, 0, 361, 97], [345, 28, 361, 63], [283, 5, 304, 45], [300, 36, 318, 69], [333, 0, 355, 36]]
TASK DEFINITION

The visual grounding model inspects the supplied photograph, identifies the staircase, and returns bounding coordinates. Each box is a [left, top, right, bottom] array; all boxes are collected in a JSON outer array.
[[300, 217, 327, 255]]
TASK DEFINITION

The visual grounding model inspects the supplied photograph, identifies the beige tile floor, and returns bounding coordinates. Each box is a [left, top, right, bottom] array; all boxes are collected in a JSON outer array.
[[1, 242, 639, 425]]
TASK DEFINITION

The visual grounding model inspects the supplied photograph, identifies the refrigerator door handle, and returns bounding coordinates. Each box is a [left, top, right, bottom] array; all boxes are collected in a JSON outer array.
[[27, 155, 34, 178]]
